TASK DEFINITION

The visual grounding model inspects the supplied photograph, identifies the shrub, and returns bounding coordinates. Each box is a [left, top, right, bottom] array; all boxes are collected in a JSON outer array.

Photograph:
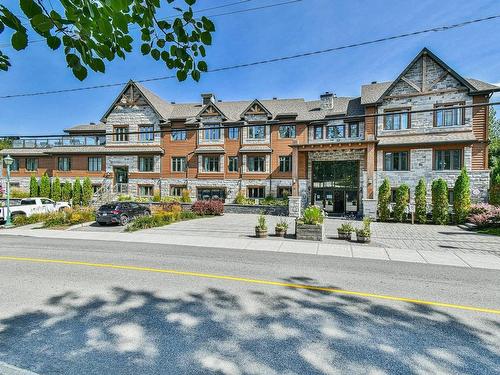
[[467, 203, 500, 228], [300, 205, 324, 225], [181, 189, 192, 203], [117, 194, 132, 201], [52, 177, 62, 202], [338, 222, 355, 233], [160, 195, 181, 203], [154, 201, 182, 214], [72, 178, 82, 206], [125, 210, 200, 232], [453, 169, 471, 224], [42, 207, 95, 228], [39, 174, 51, 198], [29, 175, 38, 197], [414, 178, 427, 224], [10, 188, 30, 198], [393, 184, 410, 222], [82, 177, 93, 206], [256, 214, 267, 230], [489, 184, 500, 206], [377, 178, 391, 221], [260, 196, 288, 206], [13, 212, 50, 226], [275, 217, 289, 230], [191, 200, 224, 216], [432, 178, 449, 225], [234, 191, 246, 205], [152, 191, 161, 202], [356, 218, 372, 237], [62, 181, 72, 202]]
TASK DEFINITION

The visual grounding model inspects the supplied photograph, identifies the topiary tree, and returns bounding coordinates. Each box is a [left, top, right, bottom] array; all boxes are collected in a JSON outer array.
[[393, 184, 410, 222], [414, 178, 427, 224], [52, 177, 62, 202], [377, 178, 391, 221], [432, 178, 449, 225], [72, 178, 82, 206], [81, 177, 93, 206], [453, 168, 471, 224], [29, 174, 38, 197], [62, 181, 72, 202], [39, 173, 51, 198]]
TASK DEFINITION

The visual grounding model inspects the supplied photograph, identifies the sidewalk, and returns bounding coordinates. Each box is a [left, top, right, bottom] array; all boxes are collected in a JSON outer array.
[[2, 223, 500, 270]]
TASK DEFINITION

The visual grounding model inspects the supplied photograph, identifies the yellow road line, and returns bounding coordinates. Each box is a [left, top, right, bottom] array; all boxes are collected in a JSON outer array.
[[0, 255, 498, 315]]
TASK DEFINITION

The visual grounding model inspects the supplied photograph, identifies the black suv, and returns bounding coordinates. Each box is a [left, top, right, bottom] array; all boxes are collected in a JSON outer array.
[[96, 202, 151, 226]]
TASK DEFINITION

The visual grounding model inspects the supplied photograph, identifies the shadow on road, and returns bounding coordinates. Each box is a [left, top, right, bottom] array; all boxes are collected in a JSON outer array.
[[0, 278, 498, 374]]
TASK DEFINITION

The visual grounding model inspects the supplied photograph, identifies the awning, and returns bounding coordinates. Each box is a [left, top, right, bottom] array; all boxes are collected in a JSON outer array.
[[194, 146, 226, 154]]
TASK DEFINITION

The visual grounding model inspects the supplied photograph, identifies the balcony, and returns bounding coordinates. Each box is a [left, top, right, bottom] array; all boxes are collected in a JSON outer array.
[[12, 135, 106, 149]]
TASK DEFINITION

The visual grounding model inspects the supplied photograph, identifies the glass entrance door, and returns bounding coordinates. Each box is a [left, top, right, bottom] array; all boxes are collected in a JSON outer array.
[[114, 167, 129, 193]]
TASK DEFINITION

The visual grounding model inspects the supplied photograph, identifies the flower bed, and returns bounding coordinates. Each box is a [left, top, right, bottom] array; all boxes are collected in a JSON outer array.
[[467, 203, 500, 228]]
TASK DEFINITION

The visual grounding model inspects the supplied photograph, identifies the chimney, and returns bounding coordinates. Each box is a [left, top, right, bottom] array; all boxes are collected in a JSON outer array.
[[201, 93, 216, 105], [320, 91, 335, 110], [371, 81, 377, 84]]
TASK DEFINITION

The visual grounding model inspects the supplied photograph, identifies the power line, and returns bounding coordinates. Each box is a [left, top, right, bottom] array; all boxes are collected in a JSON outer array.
[[1, 13, 499, 99], [1, 101, 498, 139]]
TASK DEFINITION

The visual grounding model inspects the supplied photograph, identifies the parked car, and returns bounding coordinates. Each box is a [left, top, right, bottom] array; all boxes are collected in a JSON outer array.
[[0, 198, 70, 223], [96, 202, 151, 226]]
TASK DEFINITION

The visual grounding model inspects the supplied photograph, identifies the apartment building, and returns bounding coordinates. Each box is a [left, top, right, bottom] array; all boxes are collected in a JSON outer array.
[[1, 48, 498, 216]]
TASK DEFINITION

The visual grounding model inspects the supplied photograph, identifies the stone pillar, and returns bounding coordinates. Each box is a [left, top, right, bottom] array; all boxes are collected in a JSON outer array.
[[288, 196, 301, 218]]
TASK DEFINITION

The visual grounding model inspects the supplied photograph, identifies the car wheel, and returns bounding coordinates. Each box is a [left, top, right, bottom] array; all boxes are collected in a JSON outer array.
[[119, 215, 129, 226]]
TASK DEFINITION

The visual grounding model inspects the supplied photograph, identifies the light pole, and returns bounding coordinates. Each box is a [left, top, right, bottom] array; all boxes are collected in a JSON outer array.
[[3, 154, 14, 227]]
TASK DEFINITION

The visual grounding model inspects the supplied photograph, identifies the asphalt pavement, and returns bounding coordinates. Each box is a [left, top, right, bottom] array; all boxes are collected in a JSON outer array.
[[0, 236, 498, 375]]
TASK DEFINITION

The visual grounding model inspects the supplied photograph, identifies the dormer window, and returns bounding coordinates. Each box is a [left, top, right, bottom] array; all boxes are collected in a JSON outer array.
[[384, 109, 410, 130], [248, 125, 265, 139], [435, 103, 464, 127], [314, 125, 323, 139]]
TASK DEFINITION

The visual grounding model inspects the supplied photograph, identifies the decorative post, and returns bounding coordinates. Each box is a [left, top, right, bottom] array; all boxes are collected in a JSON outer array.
[[3, 155, 14, 227]]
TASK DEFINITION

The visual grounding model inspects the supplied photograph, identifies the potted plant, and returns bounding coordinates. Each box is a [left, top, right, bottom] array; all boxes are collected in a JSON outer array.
[[355, 217, 372, 243], [275, 218, 289, 237], [296, 205, 325, 241], [337, 222, 355, 240], [255, 214, 268, 238]]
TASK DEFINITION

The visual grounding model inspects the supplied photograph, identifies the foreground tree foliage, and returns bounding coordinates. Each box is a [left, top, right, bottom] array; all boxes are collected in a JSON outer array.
[[62, 180, 72, 202], [432, 178, 449, 225], [82, 177, 93, 206], [453, 168, 471, 224], [0, 0, 215, 81], [414, 178, 427, 224], [377, 178, 391, 222], [72, 177, 82, 206]]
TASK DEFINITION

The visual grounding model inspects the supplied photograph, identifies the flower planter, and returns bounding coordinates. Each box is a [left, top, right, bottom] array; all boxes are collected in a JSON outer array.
[[255, 227, 268, 238], [296, 222, 324, 241], [275, 228, 287, 237], [337, 231, 352, 241], [356, 234, 371, 243]]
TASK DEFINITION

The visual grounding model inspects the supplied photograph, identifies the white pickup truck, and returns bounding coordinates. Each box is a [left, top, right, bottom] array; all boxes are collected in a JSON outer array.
[[0, 198, 71, 223]]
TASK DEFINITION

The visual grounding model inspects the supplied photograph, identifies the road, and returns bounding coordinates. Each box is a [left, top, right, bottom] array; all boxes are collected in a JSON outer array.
[[0, 235, 498, 375]]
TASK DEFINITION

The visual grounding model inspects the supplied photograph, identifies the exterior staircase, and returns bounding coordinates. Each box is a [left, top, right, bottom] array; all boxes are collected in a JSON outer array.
[[92, 182, 130, 207]]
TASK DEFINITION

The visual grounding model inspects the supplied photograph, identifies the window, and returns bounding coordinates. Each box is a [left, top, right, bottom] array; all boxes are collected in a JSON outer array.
[[326, 125, 345, 139], [139, 185, 154, 197], [139, 125, 154, 142], [228, 127, 239, 140], [172, 157, 186, 172], [58, 157, 71, 171], [203, 156, 220, 172], [435, 104, 464, 127], [197, 188, 226, 201], [114, 126, 129, 141], [10, 158, 19, 171], [26, 158, 38, 171], [138, 157, 154, 172], [277, 187, 291, 199], [88, 157, 102, 172], [384, 109, 410, 130], [248, 125, 265, 139], [228, 156, 239, 172], [384, 152, 409, 171], [171, 186, 186, 196], [203, 124, 221, 141], [314, 125, 323, 139], [349, 123, 359, 138], [171, 130, 187, 141], [248, 187, 265, 199], [435, 149, 462, 170], [279, 125, 296, 138], [279, 155, 292, 172], [247, 156, 265, 172]]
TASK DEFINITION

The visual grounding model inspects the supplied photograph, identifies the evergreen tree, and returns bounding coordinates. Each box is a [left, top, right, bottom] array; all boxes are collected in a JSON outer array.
[[29, 174, 39, 197], [432, 178, 449, 225], [82, 177, 93, 206], [62, 181, 72, 202], [52, 177, 62, 202], [453, 168, 471, 224], [39, 174, 51, 198], [393, 184, 410, 222], [377, 178, 391, 221], [414, 178, 427, 224], [72, 178, 82, 206]]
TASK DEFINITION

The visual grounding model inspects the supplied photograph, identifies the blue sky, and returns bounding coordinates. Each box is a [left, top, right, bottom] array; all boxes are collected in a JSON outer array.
[[0, 0, 499, 135]]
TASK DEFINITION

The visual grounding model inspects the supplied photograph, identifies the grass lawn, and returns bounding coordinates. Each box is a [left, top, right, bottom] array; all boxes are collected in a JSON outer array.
[[477, 227, 500, 236]]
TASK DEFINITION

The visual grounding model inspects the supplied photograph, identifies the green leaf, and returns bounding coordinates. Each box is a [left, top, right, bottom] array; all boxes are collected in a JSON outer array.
[[151, 48, 160, 60], [176, 70, 187, 81], [72, 65, 88, 81], [20, 0, 43, 18], [90, 58, 105, 73], [31, 14, 53, 33], [46, 35, 61, 50], [200, 31, 212, 45], [11, 31, 28, 50], [65, 53, 79, 68], [201, 16, 215, 32], [156, 39, 165, 48], [197, 60, 208, 72], [191, 69, 200, 81], [141, 43, 151, 55], [185, 0, 196, 5], [0, 20, 4, 34]]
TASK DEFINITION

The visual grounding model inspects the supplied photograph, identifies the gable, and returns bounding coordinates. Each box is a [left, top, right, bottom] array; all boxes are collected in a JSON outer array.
[[197, 102, 226, 120], [240, 99, 272, 119]]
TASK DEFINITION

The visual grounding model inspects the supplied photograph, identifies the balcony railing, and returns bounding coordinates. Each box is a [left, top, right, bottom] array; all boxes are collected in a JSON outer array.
[[11, 135, 106, 149]]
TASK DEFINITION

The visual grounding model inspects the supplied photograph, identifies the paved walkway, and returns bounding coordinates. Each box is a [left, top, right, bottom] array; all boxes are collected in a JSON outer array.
[[1, 214, 499, 270]]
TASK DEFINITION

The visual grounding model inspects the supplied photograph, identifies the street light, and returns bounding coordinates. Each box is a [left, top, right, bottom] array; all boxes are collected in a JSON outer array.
[[3, 154, 14, 227]]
